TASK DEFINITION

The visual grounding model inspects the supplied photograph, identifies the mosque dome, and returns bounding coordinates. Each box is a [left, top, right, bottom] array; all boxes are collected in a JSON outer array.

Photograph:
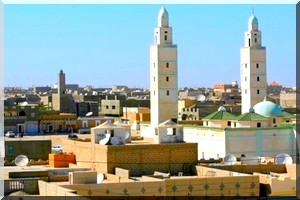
[[253, 98, 283, 118], [218, 106, 226, 111]]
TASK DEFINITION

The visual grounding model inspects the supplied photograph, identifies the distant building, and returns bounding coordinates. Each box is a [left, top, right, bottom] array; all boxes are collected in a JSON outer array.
[[4, 102, 39, 134], [101, 97, 150, 116], [52, 70, 76, 113], [213, 81, 239, 98], [122, 107, 150, 130], [39, 111, 77, 133]]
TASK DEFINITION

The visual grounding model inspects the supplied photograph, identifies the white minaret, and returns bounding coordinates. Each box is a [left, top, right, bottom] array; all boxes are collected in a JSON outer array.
[[150, 7, 178, 127], [240, 13, 267, 114]]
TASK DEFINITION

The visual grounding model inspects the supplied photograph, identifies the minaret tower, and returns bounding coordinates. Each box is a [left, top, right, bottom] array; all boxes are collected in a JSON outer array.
[[240, 13, 267, 114], [150, 7, 178, 127], [58, 69, 66, 96]]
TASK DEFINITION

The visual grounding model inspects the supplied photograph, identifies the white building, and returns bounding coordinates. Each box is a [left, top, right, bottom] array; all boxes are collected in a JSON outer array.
[[150, 7, 178, 127], [240, 14, 267, 114]]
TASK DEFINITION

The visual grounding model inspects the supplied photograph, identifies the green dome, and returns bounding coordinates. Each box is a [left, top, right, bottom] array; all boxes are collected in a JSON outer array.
[[253, 99, 283, 118]]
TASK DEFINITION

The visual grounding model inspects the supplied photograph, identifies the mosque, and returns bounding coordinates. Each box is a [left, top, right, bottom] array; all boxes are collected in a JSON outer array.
[[140, 7, 297, 161]]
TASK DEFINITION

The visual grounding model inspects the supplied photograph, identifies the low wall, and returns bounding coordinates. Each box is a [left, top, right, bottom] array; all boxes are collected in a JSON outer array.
[[62, 174, 259, 197], [254, 172, 296, 196], [63, 180, 167, 196], [204, 164, 287, 174], [38, 180, 80, 196], [4, 178, 39, 195]]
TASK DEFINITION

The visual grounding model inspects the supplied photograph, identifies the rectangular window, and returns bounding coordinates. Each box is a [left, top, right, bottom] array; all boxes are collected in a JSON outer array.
[[254, 38, 257, 43], [227, 121, 231, 126], [154, 90, 155, 95], [83, 121, 88, 128], [256, 63, 259, 68], [257, 89, 260, 94], [164, 31, 168, 33], [166, 76, 169, 82], [112, 106, 116, 109], [167, 128, 175, 135], [166, 62, 169, 68], [257, 122, 261, 128], [167, 90, 169, 96], [245, 64, 247, 68], [154, 63, 155, 68], [273, 118, 276, 124], [106, 105, 109, 109], [257, 76, 260, 81], [154, 77, 155, 82], [164, 35, 167, 40], [110, 130, 114, 137], [234, 122, 236, 127]]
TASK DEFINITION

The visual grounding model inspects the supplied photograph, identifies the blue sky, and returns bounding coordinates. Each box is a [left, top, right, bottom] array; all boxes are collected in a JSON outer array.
[[4, 4, 296, 88]]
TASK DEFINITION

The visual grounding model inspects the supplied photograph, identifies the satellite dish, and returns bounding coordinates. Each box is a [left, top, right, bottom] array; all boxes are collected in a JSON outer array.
[[110, 137, 120, 145], [99, 134, 111, 145], [124, 132, 130, 140], [275, 153, 293, 164], [86, 112, 93, 117], [15, 155, 29, 167], [97, 173, 104, 184], [197, 94, 206, 102], [223, 154, 237, 165]]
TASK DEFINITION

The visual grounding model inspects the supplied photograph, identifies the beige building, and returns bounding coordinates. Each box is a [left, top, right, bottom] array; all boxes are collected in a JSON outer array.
[[241, 14, 267, 114], [150, 7, 178, 127]]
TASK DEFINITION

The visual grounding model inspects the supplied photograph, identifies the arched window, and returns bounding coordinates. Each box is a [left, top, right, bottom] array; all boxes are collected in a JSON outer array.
[[19, 111, 26, 116]]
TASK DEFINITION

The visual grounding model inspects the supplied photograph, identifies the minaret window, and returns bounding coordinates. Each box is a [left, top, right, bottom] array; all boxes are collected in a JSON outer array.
[[245, 90, 247, 94], [164, 35, 167, 40], [245, 64, 247, 68], [257, 77, 259, 81], [166, 62, 169, 68], [248, 39, 250, 46], [166, 90, 169, 96], [245, 77, 247, 81], [154, 77, 156, 82], [256, 63, 259, 68], [154, 90, 155, 95], [164, 31, 168, 33], [257, 89, 260, 94], [166, 76, 169, 82], [254, 38, 257, 43]]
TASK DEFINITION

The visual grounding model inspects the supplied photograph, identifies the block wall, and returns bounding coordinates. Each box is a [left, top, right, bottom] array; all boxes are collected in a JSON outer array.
[[106, 143, 198, 176]]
